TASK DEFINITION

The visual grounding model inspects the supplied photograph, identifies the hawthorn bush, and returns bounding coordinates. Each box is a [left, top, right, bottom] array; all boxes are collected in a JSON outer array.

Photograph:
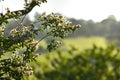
[[0, 0, 80, 79]]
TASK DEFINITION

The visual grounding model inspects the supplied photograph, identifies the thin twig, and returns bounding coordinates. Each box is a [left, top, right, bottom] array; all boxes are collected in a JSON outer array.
[[33, 33, 51, 48], [20, 14, 27, 24], [37, 33, 51, 46]]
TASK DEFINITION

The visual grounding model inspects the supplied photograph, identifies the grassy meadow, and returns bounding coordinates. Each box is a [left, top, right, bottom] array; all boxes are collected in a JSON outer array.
[[63, 36, 107, 51]]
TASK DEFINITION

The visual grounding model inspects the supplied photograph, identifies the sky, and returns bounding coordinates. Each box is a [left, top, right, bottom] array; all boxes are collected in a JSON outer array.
[[0, 0, 120, 22]]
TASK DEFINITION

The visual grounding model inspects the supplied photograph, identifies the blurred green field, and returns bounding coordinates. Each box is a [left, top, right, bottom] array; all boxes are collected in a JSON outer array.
[[35, 36, 107, 54], [62, 36, 107, 51], [36, 36, 107, 58]]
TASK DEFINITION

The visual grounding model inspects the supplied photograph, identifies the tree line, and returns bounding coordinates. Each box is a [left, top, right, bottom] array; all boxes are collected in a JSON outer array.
[[69, 15, 120, 39]]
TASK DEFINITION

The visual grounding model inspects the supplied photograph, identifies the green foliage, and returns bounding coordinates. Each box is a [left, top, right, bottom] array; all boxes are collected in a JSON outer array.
[[31, 45, 120, 80], [0, 0, 80, 79]]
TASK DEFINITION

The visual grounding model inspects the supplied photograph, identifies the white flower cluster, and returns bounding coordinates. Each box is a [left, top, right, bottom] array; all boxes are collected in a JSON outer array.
[[9, 26, 30, 37]]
